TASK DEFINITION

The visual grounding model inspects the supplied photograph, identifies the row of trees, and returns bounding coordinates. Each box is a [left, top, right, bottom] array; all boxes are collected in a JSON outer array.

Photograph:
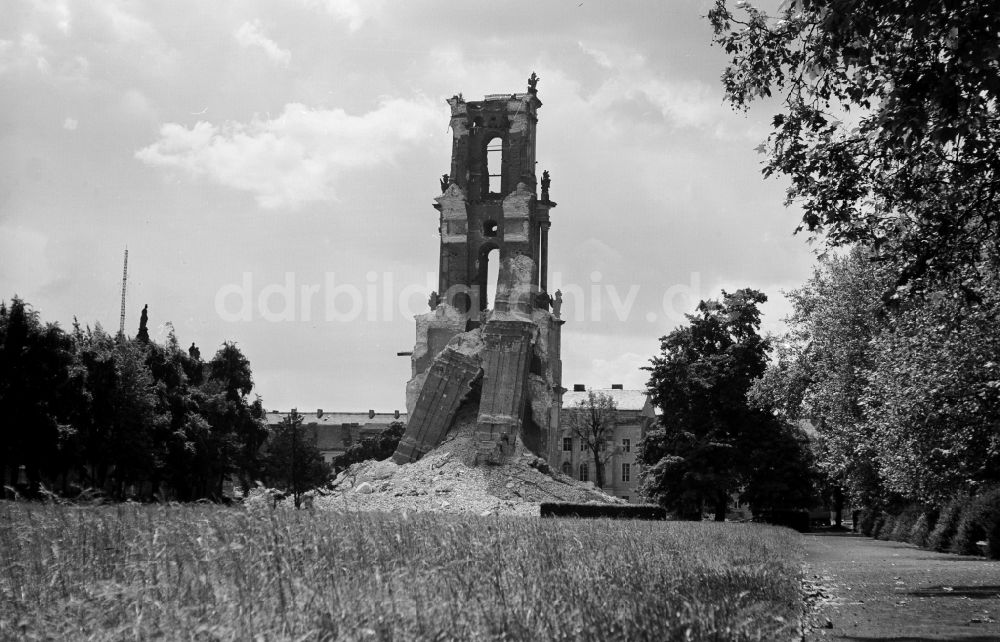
[[750, 250, 1000, 513], [635, 1, 1000, 522], [634, 261, 997, 523], [0, 297, 327, 501]]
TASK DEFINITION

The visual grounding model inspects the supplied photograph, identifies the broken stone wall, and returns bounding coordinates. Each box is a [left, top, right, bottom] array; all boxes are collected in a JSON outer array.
[[394, 255, 562, 466]]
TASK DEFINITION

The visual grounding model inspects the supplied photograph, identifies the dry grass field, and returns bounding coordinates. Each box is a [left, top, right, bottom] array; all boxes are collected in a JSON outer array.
[[0, 503, 803, 640]]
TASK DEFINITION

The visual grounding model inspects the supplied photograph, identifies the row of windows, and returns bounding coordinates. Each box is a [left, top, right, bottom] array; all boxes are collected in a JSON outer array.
[[562, 438, 631, 453], [560, 462, 632, 483]]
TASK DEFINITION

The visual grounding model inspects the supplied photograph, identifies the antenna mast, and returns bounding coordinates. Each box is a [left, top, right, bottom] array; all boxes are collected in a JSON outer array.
[[118, 248, 128, 337]]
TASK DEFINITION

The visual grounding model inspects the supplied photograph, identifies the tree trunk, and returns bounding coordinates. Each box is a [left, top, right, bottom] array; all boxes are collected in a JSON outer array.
[[593, 450, 603, 488], [713, 495, 727, 522], [833, 485, 844, 527]]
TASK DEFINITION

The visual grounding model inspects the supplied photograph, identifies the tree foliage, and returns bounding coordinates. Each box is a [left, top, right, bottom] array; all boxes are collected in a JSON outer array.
[[640, 289, 815, 519], [863, 266, 1000, 502], [750, 250, 1000, 508], [750, 247, 890, 507], [332, 421, 405, 473], [709, 0, 1000, 295], [262, 410, 331, 507], [0, 297, 268, 501], [0, 298, 78, 490]]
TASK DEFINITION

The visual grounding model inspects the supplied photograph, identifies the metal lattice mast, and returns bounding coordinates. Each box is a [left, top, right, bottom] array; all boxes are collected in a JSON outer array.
[[118, 248, 128, 337]]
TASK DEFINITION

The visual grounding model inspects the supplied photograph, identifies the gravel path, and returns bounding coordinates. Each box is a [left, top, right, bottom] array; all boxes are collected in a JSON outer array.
[[803, 531, 1000, 641]]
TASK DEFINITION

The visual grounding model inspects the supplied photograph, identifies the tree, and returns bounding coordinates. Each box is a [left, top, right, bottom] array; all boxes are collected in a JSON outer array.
[[640, 289, 773, 519], [332, 421, 405, 473], [263, 410, 331, 507], [739, 417, 817, 516], [72, 325, 163, 498], [189, 342, 267, 499], [0, 298, 77, 495], [749, 248, 891, 513], [0, 297, 269, 501], [708, 1, 1000, 297], [749, 247, 1000, 510], [862, 264, 1000, 503], [567, 391, 618, 489]]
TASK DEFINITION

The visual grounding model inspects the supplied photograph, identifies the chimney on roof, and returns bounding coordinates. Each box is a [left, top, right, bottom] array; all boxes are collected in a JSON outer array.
[[394, 410, 400, 419], [317, 409, 323, 418], [611, 384, 623, 390], [369, 409, 375, 419], [573, 384, 586, 392]]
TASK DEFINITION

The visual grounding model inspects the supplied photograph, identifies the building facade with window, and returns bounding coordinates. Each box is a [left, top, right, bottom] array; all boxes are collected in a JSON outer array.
[[558, 385, 657, 503], [265, 409, 407, 465]]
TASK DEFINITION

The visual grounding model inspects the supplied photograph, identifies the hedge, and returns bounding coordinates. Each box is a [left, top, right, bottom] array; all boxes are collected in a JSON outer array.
[[927, 496, 968, 552], [539, 503, 667, 520]]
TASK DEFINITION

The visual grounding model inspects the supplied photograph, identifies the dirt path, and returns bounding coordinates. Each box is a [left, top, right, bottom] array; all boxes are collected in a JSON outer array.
[[802, 532, 1000, 641]]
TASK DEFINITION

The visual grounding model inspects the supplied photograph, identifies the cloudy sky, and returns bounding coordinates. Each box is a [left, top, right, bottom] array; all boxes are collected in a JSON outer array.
[[0, 0, 814, 413]]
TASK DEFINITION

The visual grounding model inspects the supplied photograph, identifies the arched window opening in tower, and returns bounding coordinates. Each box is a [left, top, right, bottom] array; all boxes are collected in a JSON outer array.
[[485, 137, 503, 195], [483, 220, 498, 237]]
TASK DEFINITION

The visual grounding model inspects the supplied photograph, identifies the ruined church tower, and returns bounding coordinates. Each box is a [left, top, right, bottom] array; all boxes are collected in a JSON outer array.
[[394, 74, 565, 468], [435, 73, 556, 320]]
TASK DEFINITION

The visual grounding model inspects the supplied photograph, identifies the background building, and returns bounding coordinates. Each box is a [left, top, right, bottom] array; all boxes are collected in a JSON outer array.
[[268, 383, 655, 504], [265, 409, 407, 465], [557, 385, 656, 503]]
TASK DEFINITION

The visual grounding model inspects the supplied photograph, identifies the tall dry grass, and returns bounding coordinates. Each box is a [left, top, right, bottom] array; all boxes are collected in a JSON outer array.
[[0, 503, 802, 640]]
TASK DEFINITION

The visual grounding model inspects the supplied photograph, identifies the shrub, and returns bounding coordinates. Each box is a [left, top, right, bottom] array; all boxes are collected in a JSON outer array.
[[951, 488, 1000, 558], [927, 495, 968, 552], [755, 510, 810, 533], [540, 503, 667, 520], [908, 509, 937, 548], [889, 505, 922, 542], [872, 514, 893, 540], [332, 422, 405, 473], [858, 509, 877, 536], [982, 490, 1000, 560]]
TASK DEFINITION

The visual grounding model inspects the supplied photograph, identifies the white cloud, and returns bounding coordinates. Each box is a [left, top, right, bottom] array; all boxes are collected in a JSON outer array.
[[63, 117, 77, 130], [234, 20, 290, 66], [575, 41, 721, 130], [101, 3, 157, 43], [563, 333, 651, 391], [26, 0, 71, 34], [21, 33, 52, 74], [577, 41, 618, 70], [0, 40, 14, 74], [135, 98, 444, 209], [587, 352, 649, 390], [302, 0, 380, 32]]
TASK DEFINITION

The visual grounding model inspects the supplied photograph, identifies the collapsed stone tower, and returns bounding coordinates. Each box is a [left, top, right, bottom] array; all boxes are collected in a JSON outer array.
[[393, 74, 565, 467]]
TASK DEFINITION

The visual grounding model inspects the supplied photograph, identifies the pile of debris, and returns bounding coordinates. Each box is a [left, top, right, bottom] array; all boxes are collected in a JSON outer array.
[[313, 406, 621, 516]]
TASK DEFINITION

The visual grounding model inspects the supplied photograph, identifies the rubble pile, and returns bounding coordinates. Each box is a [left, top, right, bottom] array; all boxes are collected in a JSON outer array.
[[314, 406, 621, 516]]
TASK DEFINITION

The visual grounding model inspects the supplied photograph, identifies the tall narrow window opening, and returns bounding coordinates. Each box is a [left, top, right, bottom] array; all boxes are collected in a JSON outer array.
[[485, 137, 503, 195], [485, 247, 499, 309]]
